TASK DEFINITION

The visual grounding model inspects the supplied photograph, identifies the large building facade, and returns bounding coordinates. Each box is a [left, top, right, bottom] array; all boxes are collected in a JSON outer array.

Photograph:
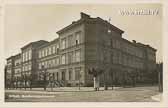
[[5, 12, 157, 88]]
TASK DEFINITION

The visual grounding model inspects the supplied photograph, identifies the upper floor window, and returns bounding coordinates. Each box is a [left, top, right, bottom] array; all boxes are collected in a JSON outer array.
[[39, 51, 41, 58], [68, 52, 73, 64], [110, 39, 113, 47], [28, 50, 32, 60], [55, 57, 60, 65], [61, 38, 66, 49], [44, 48, 47, 57], [75, 50, 81, 62], [61, 54, 66, 64], [48, 47, 52, 55], [75, 31, 81, 45], [68, 35, 73, 47], [52, 46, 56, 54], [56, 44, 59, 54]]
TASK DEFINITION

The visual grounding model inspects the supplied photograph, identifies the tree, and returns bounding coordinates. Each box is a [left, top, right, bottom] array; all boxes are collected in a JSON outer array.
[[41, 65, 49, 91], [88, 68, 103, 91]]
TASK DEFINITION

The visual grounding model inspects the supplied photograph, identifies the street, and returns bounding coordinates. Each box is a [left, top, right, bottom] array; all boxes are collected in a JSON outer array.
[[5, 86, 161, 102]]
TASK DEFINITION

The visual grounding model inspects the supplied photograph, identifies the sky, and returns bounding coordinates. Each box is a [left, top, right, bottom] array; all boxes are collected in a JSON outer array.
[[4, 4, 162, 62]]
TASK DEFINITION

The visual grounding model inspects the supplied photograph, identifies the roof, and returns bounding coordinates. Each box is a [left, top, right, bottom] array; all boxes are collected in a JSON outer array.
[[38, 38, 59, 49], [21, 40, 49, 50], [56, 12, 124, 35], [136, 42, 157, 51]]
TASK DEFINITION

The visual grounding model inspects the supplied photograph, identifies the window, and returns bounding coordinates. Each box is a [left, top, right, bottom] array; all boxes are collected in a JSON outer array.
[[61, 54, 66, 64], [68, 52, 73, 64], [28, 50, 32, 60], [39, 63, 42, 69], [61, 38, 66, 49], [42, 50, 45, 57], [111, 53, 113, 64], [69, 69, 73, 80], [44, 49, 46, 57], [61, 70, 66, 80], [75, 32, 81, 45], [25, 52, 27, 61], [41, 62, 45, 68], [110, 39, 113, 47], [75, 50, 81, 62], [75, 67, 81, 80], [68, 35, 73, 47], [44, 61, 47, 68], [55, 57, 59, 65], [56, 44, 59, 54], [52, 59, 55, 67], [48, 47, 52, 55], [56, 72, 59, 80], [52, 46, 55, 54], [39, 51, 41, 58], [22, 53, 25, 62]]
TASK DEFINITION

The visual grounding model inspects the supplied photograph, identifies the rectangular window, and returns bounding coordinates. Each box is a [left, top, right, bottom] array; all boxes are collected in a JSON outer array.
[[25, 52, 27, 61], [111, 39, 113, 47], [29, 50, 32, 60], [22, 53, 24, 62], [56, 72, 59, 80], [55, 57, 59, 65], [75, 67, 81, 80], [48, 47, 52, 55], [52, 46, 55, 54], [42, 50, 44, 57], [39, 51, 41, 58], [68, 52, 73, 64], [61, 38, 66, 49], [75, 50, 81, 62], [68, 35, 73, 47], [39, 63, 42, 69], [75, 32, 81, 45], [69, 69, 73, 80], [56, 44, 59, 54], [61, 54, 66, 64], [61, 70, 66, 80]]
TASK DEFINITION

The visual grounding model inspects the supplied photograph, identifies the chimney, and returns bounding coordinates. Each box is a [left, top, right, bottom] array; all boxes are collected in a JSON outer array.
[[80, 12, 90, 19], [132, 40, 136, 43]]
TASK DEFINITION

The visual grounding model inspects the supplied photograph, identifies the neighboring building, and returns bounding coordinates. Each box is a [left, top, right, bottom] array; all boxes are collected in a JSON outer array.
[[37, 39, 60, 82], [5, 12, 157, 87], [6, 56, 15, 88], [21, 40, 49, 83], [13, 53, 22, 79]]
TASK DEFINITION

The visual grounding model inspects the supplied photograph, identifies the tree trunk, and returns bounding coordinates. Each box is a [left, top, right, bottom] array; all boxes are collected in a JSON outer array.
[[94, 77, 96, 91]]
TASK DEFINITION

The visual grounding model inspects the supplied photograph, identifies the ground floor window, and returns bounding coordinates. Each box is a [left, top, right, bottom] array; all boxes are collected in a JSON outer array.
[[75, 67, 81, 80], [61, 69, 66, 81], [69, 68, 73, 80]]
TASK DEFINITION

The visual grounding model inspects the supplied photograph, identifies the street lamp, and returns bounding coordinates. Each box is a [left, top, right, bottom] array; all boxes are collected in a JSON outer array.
[[78, 72, 81, 90]]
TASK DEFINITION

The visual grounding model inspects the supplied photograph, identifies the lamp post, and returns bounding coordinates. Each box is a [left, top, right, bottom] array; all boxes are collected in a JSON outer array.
[[78, 73, 81, 90]]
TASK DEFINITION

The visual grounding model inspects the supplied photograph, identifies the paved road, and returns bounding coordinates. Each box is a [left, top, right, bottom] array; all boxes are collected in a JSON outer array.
[[5, 86, 161, 102]]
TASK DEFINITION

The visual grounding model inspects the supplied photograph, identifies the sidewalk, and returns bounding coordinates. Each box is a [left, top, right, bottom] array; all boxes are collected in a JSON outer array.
[[5, 86, 159, 102], [6, 87, 122, 93], [151, 93, 162, 101]]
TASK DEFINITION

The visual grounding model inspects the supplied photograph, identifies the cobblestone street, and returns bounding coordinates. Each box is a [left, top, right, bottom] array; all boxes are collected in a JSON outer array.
[[5, 86, 161, 102]]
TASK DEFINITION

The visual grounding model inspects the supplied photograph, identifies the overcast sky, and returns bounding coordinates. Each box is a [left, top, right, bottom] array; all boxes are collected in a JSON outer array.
[[4, 4, 162, 62]]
